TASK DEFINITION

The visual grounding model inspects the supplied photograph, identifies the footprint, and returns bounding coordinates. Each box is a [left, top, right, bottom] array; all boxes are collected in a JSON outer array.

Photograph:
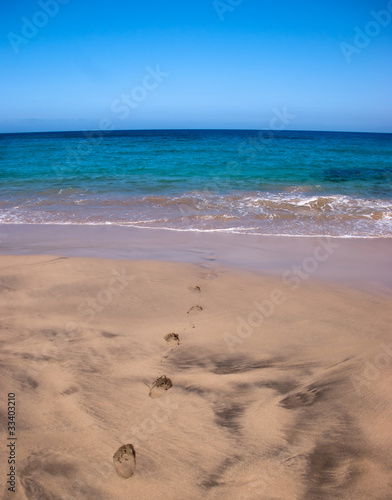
[[149, 375, 173, 398], [187, 305, 203, 315], [188, 286, 201, 293], [113, 444, 136, 479], [62, 386, 79, 395], [201, 272, 218, 280], [164, 333, 180, 346], [279, 388, 318, 409], [101, 331, 118, 338]]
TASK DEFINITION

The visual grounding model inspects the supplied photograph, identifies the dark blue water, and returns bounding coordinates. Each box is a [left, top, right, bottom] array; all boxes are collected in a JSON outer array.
[[1, 130, 391, 236]]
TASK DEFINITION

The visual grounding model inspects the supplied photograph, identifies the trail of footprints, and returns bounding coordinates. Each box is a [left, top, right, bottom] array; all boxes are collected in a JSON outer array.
[[113, 283, 204, 478], [112, 276, 322, 480]]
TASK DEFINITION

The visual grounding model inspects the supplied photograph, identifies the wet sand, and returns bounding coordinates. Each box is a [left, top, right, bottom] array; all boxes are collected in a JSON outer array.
[[0, 228, 392, 499], [1, 224, 392, 292]]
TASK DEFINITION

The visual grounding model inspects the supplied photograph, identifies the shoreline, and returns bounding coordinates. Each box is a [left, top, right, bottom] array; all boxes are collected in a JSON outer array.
[[3, 221, 392, 238], [1, 223, 392, 294]]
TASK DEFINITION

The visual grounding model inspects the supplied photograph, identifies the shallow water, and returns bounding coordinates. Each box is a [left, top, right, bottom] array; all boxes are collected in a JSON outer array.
[[1, 129, 391, 237]]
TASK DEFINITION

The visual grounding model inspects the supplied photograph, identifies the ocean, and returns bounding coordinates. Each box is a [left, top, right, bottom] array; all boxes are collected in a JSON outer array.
[[1, 129, 391, 237]]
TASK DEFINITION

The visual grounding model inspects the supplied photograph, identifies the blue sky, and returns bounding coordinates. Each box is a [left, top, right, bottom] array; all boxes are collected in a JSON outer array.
[[1, 0, 391, 133]]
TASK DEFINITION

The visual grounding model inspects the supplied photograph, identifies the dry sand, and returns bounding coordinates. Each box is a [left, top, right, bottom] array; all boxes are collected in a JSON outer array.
[[0, 254, 392, 499]]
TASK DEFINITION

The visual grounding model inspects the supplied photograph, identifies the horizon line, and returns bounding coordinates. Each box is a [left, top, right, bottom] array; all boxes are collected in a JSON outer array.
[[1, 128, 392, 136]]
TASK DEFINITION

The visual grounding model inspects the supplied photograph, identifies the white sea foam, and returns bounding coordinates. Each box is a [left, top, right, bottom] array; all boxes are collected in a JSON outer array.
[[1, 190, 392, 237]]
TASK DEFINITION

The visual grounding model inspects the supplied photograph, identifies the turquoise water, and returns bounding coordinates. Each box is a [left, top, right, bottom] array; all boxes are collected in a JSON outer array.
[[1, 130, 392, 237]]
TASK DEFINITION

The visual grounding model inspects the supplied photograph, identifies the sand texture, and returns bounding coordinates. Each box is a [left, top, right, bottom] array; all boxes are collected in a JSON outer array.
[[0, 255, 392, 499]]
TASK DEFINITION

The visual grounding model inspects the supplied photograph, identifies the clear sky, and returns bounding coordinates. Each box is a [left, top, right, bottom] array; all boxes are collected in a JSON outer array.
[[1, 0, 391, 133]]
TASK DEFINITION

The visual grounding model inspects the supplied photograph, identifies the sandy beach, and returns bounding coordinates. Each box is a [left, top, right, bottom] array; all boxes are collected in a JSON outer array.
[[3, 0, 392, 495], [0, 229, 392, 499]]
